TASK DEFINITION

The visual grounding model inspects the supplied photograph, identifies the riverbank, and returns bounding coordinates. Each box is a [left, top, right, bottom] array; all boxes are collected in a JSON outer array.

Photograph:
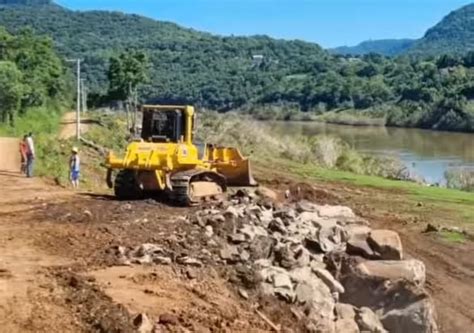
[[241, 105, 474, 133], [197, 111, 411, 181]]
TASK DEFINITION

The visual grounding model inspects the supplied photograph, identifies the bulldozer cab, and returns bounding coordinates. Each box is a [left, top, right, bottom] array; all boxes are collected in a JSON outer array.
[[140, 105, 194, 144]]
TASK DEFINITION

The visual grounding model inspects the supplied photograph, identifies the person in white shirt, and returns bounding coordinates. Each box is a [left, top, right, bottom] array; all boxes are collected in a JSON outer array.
[[25, 132, 35, 178]]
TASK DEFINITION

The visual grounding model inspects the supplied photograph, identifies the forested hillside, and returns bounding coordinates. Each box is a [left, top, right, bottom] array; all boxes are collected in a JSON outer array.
[[410, 4, 474, 55], [0, 1, 473, 132], [331, 39, 416, 56]]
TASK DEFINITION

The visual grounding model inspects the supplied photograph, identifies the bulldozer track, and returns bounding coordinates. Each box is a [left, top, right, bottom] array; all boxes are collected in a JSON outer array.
[[170, 169, 226, 206], [114, 170, 144, 200]]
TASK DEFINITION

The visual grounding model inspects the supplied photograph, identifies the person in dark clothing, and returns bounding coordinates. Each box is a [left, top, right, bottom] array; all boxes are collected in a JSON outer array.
[[19, 135, 28, 174]]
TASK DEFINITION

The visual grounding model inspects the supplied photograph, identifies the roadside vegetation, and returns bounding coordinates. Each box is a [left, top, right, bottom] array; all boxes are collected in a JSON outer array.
[[0, 28, 69, 126], [0, 27, 71, 181]]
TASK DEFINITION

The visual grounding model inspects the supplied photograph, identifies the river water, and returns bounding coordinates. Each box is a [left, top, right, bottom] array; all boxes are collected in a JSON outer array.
[[270, 122, 474, 184]]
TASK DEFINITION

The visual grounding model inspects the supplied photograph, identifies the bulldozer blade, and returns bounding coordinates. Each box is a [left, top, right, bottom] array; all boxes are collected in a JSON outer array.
[[106, 168, 114, 189], [217, 159, 258, 187]]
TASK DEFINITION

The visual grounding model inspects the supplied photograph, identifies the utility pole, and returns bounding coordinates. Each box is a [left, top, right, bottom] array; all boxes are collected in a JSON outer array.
[[81, 78, 87, 114], [66, 58, 82, 140], [133, 86, 138, 135]]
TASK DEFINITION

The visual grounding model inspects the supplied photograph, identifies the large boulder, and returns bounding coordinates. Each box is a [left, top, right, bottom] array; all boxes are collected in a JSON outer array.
[[355, 259, 426, 287], [368, 230, 403, 260], [289, 266, 336, 330], [305, 225, 347, 253], [296, 200, 320, 213], [346, 226, 377, 259], [334, 303, 359, 333], [316, 205, 356, 220], [256, 187, 279, 201], [133, 313, 154, 333], [356, 307, 387, 333], [259, 266, 295, 302], [313, 267, 345, 294], [381, 298, 439, 333], [219, 244, 240, 262], [303, 282, 336, 333], [296, 201, 356, 220]]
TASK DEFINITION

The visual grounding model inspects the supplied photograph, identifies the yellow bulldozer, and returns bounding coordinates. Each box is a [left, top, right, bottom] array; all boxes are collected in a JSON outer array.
[[105, 105, 257, 205]]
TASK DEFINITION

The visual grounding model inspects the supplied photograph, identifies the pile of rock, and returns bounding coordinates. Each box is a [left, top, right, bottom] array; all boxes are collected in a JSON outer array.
[[116, 189, 438, 332], [188, 190, 438, 333]]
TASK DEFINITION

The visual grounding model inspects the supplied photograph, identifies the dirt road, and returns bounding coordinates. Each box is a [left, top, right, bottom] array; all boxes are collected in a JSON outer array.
[[59, 112, 92, 139], [0, 170, 76, 332]]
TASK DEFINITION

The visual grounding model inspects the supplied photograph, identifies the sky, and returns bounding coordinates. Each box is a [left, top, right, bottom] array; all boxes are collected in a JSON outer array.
[[57, 0, 473, 48]]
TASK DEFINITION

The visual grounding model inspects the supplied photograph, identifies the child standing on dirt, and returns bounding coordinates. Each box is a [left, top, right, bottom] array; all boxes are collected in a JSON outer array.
[[69, 147, 80, 189]]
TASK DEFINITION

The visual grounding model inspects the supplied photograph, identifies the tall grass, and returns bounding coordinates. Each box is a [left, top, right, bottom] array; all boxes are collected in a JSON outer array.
[[0, 105, 62, 137], [196, 111, 407, 180], [316, 112, 386, 126], [0, 104, 70, 182], [445, 169, 474, 192], [83, 112, 129, 152]]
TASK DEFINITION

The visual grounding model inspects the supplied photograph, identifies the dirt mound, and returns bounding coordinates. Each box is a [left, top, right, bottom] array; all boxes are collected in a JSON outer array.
[[54, 269, 136, 333]]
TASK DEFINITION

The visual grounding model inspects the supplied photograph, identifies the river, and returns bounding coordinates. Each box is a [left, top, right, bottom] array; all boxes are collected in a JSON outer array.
[[270, 122, 474, 184]]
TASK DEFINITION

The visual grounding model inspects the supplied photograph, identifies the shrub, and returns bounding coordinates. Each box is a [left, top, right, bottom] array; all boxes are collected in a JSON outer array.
[[445, 169, 474, 191]]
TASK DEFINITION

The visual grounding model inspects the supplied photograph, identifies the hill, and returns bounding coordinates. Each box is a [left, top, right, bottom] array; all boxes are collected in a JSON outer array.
[[331, 39, 416, 56], [0, 1, 328, 109], [410, 4, 474, 55], [0, 1, 473, 132]]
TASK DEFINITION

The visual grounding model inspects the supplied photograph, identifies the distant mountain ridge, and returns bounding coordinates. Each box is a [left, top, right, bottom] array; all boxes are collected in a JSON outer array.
[[332, 3, 474, 56], [0, 0, 52, 5], [4, 0, 474, 58], [409, 3, 474, 55], [331, 39, 416, 56]]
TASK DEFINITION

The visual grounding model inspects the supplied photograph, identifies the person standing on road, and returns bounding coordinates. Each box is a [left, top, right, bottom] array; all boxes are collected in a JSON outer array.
[[69, 147, 80, 189], [19, 135, 28, 174], [25, 132, 35, 178]]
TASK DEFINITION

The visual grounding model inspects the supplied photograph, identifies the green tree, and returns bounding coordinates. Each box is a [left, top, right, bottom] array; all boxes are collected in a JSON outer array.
[[11, 29, 66, 109], [0, 61, 23, 126], [107, 50, 149, 102], [436, 54, 462, 68], [463, 51, 474, 67]]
